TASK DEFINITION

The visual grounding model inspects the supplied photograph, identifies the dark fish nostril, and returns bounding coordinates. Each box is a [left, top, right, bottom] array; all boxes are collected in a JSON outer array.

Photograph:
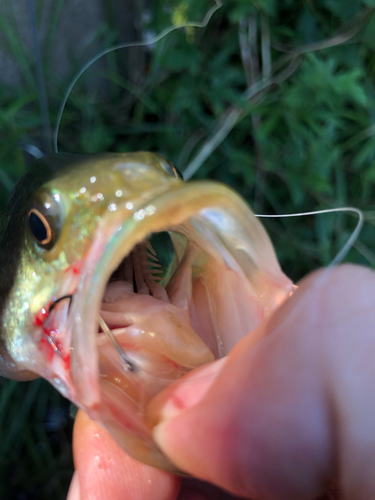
[[49, 294, 73, 313]]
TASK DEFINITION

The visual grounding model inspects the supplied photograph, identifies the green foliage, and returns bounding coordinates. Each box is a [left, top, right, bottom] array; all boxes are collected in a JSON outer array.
[[0, 379, 73, 499], [1, 0, 375, 497]]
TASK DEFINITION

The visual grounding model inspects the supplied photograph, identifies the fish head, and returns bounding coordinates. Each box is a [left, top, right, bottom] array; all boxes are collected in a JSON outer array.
[[0, 152, 294, 471]]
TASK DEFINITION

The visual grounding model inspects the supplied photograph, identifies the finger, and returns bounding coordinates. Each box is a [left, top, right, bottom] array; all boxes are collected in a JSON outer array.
[[150, 265, 375, 500], [71, 409, 181, 500], [67, 472, 80, 500]]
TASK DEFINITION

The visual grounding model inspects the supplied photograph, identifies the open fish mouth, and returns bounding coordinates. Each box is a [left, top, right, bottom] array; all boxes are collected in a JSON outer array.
[[58, 180, 294, 470], [0, 152, 293, 471]]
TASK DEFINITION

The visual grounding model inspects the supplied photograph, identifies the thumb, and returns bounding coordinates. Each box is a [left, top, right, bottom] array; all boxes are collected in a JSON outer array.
[[147, 267, 371, 499]]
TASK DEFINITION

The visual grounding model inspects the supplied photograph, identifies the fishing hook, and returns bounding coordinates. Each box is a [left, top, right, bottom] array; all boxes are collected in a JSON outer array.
[[49, 294, 73, 313], [98, 315, 135, 373]]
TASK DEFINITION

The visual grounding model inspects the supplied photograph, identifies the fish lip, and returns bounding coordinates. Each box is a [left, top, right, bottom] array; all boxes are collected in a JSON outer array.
[[67, 180, 293, 412]]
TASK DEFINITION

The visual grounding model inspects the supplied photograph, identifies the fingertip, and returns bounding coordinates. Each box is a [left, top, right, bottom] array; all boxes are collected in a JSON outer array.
[[73, 410, 180, 500], [149, 358, 227, 429], [66, 472, 80, 500], [152, 376, 239, 491], [150, 270, 341, 498]]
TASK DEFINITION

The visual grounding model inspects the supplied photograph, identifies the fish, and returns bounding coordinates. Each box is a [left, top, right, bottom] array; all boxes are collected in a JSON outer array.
[[0, 151, 293, 472]]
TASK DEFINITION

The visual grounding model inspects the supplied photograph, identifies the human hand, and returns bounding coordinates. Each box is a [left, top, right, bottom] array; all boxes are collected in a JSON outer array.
[[68, 264, 375, 499]]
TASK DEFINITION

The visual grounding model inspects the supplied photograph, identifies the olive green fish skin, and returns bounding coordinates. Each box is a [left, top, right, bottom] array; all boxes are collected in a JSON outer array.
[[0, 155, 71, 351], [0, 152, 181, 376], [0, 154, 86, 327]]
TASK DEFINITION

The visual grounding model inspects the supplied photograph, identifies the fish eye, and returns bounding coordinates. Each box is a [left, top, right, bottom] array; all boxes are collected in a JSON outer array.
[[158, 157, 184, 180], [27, 192, 63, 250], [28, 209, 52, 247], [170, 164, 184, 180]]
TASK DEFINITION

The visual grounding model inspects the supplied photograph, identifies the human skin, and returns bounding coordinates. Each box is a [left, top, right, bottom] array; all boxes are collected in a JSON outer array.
[[68, 264, 375, 500]]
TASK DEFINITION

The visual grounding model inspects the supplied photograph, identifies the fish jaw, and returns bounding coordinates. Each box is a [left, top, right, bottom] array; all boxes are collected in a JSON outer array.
[[3, 261, 83, 402], [65, 180, 293, 470]]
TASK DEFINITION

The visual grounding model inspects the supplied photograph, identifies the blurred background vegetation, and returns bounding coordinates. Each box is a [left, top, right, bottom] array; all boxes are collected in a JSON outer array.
[[1, 0, 375, 498]]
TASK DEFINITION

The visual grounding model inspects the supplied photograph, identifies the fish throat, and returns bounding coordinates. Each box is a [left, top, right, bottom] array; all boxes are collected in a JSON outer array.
[[99, 235, 184, 373]]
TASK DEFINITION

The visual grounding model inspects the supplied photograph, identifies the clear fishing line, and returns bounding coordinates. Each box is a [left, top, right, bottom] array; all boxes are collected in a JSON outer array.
[[53, 1, 365, 272], [249, 205, 367, 386], [53, 0, 223, 153], [255, 207, 364, 268]]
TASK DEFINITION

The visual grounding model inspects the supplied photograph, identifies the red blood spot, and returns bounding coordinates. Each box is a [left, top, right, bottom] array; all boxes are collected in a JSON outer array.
[[33, 307, 50, 326], [39, 328, 71, 370], [63, 354, 71, 371], [170, 393, 186, 411], [64, 263, 81, 275], [39, 337, 54, 362], [42, 326, 49, 335], [91, 402, 101, 413]]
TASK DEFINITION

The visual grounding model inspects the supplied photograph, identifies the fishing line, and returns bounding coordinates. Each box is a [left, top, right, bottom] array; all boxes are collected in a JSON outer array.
[[53, 0, 223, 153], [255, 207, 364, 267], [53, 3, 365, 271], [248, 205, 367, 388]]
